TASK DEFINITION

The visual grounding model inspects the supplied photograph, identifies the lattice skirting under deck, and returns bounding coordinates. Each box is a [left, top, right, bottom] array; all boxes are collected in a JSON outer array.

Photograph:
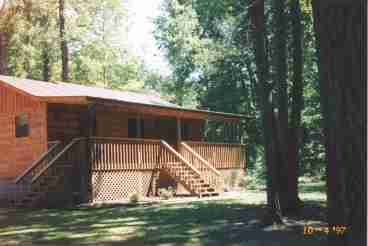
[[91, 170, 153, 202]]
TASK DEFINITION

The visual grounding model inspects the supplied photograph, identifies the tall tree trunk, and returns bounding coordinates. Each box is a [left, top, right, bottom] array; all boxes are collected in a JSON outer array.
[[59, 0, 69, 81], [273, 0, 295, 213], [0, 32, 8, 75], [312, 1, 366, 245], [23, 0, 32, 78], [286, 0, 304, 213], [41, 13, 51, 82], [42, 44, 51, 81], [249, 0, 283, 224]]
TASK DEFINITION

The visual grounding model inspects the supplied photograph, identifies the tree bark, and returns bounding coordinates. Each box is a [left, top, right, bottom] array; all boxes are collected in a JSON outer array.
[[273, 0, 295, 213], [42, 44, 51, 81], [41, 13, 51, 82], [249, 0, 283, 224], [286, 0, 304, 213], [59, 0, 69, 82], [0, 32, 8, 75], [312, 1, 366, 245], [23, 0, 32, 78]]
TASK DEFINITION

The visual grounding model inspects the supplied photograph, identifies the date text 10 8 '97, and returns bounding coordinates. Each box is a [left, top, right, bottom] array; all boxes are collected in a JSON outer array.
[[304, 226, 347, 235]]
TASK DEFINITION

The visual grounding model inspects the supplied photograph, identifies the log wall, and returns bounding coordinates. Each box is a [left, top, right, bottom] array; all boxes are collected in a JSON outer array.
[[47, 104, 86, 141], [95, 105, 203, 143], [0, 84, 47, 178]]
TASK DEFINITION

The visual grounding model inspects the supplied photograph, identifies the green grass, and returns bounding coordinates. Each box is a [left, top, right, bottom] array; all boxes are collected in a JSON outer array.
[[0, 196, 327, 246]]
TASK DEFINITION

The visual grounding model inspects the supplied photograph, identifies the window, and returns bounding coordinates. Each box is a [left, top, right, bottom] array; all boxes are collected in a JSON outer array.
[[15, 113, 29, 138], [128, 118, 144, 138]]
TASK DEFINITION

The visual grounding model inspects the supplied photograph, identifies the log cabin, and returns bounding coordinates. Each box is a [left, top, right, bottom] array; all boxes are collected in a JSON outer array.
[[0, 75, 246, 207]]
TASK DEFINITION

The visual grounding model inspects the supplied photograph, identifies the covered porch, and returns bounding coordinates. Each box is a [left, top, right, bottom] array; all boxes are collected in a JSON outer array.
[[9, 98, 246, 207]]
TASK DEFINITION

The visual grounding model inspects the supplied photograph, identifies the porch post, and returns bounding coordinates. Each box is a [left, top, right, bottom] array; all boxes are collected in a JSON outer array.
[[137, 115, 142, 138], [81, 103, 96, 203], [177, 117, 182, 147]]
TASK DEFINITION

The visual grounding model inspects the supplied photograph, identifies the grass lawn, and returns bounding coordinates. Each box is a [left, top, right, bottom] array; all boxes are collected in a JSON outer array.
[[0, 180, 327, 246]]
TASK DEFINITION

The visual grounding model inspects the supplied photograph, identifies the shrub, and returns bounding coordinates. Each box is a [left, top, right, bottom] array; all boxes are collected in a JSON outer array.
[[239, 176, 249, 189], [240, 174, 266, 191], [229, 170, 240, 188], [129, 193, 141, 204], [158, 186, 175, 200]]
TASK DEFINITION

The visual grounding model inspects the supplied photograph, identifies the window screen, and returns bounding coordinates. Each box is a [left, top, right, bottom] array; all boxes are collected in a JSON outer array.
[[182, 122, 191, 140], [128, 118, 144, 138]]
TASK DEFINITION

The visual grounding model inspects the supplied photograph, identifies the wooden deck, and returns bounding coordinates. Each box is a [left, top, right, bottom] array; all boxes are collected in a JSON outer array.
[[1, 137, 245, 208]]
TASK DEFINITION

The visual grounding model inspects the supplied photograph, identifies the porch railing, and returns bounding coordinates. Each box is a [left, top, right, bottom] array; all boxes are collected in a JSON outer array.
[[90, 137, 162, 170], [183, 141, 245, 169]]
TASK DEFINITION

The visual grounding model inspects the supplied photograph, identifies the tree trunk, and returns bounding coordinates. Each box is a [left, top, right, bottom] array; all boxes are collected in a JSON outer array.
[[312, 1, 366, 245], [273, 0, 295, 213], [41, 14, 51, 82], [286, 0, 304, 213], [59, 0, 69, 82], [42, 44, 51, 81], [0, 32, 8, 75], [23, 0, 32, 78], [249, 0, 283, 224]]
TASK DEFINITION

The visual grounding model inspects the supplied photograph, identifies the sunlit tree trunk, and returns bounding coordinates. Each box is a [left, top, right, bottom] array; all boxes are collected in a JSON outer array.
[[23, 0, 32, 78], [42, 44, 51, 81], [312, 1, 366, 245], [59, 0, 69, 81], [0, 32, 8, 75]]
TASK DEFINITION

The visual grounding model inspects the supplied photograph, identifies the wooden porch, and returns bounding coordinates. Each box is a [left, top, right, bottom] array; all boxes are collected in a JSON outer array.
[[2, 137, 245, 208]]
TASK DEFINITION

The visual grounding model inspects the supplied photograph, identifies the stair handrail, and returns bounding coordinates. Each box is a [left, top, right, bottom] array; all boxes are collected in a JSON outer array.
[[180, 142, 224, 192], [159, 140, 201, 176], [14, 141, 62, 184], [31, 138, 85, 184], [180, 142, 221, 176], [184, 141, 246, 147]]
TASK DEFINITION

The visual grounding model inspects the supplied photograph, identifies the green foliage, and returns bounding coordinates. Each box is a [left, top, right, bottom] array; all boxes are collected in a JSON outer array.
[[2, 0, 160, 93]]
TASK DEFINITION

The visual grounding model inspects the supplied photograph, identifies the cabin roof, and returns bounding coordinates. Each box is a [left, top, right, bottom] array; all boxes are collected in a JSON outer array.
[[0, 75, 246, 121]]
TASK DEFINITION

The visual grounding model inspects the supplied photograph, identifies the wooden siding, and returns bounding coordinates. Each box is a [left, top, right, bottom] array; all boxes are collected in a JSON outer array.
[[47, 104, 205, 145], [47, 104, 86, 141], [0, 84, 47, 179], [95, 105, 201, 145]]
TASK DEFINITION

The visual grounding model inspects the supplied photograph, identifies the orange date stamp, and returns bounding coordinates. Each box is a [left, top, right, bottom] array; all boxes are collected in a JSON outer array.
[[304, 225, 347, 235]]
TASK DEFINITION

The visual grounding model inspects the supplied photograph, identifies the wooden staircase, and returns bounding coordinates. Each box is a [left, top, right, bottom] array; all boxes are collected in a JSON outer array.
[[11, 139, 84, 208], [160, 141, 223, 197]]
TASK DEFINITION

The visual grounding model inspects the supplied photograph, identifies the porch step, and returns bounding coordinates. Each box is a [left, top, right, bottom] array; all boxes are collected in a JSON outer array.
[[201, 192, 219, 197]]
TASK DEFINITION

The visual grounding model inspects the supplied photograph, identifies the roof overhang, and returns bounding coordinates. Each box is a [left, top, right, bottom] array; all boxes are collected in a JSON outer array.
[[0, 78, 249, 122], [85, 97, 247, 122]]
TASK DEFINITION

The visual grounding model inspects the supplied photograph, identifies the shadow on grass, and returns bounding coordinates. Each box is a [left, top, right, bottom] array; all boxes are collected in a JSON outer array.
[[0, 199, 327, 246]]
